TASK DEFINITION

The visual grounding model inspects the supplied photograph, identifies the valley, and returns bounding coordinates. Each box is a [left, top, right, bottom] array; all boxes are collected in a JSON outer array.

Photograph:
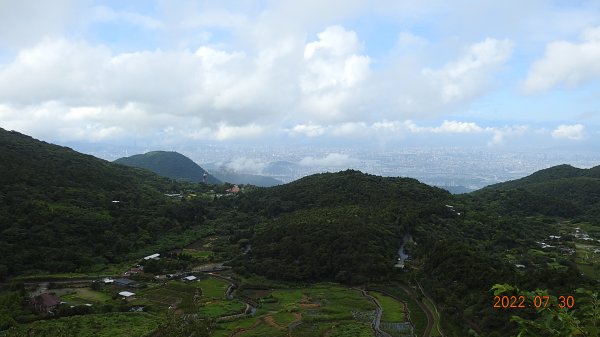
[[1, 128, 599, 337]]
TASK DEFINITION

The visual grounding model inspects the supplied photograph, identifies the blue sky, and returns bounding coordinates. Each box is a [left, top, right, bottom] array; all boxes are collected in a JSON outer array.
[[1, 0, 599, 150]]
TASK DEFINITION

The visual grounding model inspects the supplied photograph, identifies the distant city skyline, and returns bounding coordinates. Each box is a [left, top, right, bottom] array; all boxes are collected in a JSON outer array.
[[66, 138, 600, 191], [1, 1, 600, 152]]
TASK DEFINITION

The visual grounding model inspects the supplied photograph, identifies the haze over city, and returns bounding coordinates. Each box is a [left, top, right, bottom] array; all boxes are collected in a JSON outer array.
[[2, 0, 600, 187]]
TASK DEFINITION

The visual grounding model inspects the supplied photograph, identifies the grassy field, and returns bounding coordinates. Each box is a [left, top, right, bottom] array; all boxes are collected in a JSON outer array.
[[182, 248, 215, 261], [140, 280, 200, 313], [198, 299, 246, 317], [211, 317, 260, 337], [4, 312, 162, 337], [61, 288, 113, 305], [213, 283, 375, 337], [370, 291, 406, 322], [199, 277, 229, 299], [371, 285, 428, 337]]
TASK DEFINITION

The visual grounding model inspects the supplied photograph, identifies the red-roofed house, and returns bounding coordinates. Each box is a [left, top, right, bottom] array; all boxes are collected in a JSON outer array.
[[226, 185, 240, 194], [31, 293, 60, 314]]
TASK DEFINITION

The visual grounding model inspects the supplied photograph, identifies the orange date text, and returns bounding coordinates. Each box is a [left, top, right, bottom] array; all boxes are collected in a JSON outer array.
[[493, 295, 575, 309]]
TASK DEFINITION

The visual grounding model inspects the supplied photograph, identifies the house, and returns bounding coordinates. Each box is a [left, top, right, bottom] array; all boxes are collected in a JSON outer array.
[[560, 247, 576, 255], [182, 275, 197, 282], [118, 291, 135, 299], [143, 253, 160, 261], [123, 267, 144, 277], [31, 293, 60, 314], [113, 278, 137, 288], [226, 185, 240, 194]]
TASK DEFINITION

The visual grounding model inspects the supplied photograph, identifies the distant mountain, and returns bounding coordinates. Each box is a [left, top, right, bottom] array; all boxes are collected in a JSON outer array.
[[262, 160, 301, 181], [115, 151, 221, 184], [437, 185, 474, 194], [0, 128, 206, 278], [210, 170, 281, 187]]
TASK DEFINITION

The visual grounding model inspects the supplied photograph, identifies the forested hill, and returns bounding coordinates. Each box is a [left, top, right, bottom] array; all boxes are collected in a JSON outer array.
[[115, 151, 221, 184], [0, 128, 207, 279], [238, 170, 451, 216], [477, 164, 600, 217], [484, 164, 600, 189], [235, 171, 454, 283]]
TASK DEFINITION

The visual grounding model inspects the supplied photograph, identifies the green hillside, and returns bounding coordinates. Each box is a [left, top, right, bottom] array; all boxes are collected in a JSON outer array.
[[0, 129, 208, 279], [479, 164, 600, 217], [1, 129, 599, 337], [234, 171, 453, 282], [485, 164, 600, 188], [115, 151, 221, 184]]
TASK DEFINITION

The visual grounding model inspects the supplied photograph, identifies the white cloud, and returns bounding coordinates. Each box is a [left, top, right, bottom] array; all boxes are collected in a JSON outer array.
[[214, 124, 265, 140], [552, 124, 585, 140], [300, 26, 371, 121], [430, 120, 484, 133], [0, 0, 79, 48], [91, 6, 165, 30], [0, 1, 552, 146], [299, 153, 358, 167], [289, 123, 326, 137], [331, 122, 369, 136], [423, 38, 514, 103], [487, 125, 528, 146], [224, 157, 267, 174], [524, 26, 600, 92], [375, 120, 485, 134], [304, 25, 362, 59]]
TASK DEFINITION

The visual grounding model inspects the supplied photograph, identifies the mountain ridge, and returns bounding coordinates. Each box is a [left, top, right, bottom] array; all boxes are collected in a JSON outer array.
[[115, 151, 221, 184]]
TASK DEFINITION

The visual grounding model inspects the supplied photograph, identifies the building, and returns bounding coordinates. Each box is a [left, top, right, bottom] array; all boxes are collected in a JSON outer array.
[[123, 267, 144, 277], [226, 185, 240, 194], [143, 253, 160, 261], [31, 293, 60, 314], [113, 278, 137, 288], [182, 275, 197, 282], [118, 291, 135, 299]]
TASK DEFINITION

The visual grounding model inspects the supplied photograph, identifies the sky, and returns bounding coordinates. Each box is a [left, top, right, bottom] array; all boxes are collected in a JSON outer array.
[[1, 0, 600, 155]]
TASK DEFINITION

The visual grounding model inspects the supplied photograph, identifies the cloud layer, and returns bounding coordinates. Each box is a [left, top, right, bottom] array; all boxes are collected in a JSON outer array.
[[0, 0, 597, 147]]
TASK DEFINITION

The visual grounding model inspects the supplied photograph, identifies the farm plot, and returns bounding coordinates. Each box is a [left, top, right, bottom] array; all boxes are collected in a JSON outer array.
[[141, 281, 200, 312], [213, 283, 375, 337]]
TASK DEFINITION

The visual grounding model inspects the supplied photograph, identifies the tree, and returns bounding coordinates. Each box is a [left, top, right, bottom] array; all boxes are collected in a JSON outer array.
[[155, 311, 212, 337], [492, 284, 591, 337]]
